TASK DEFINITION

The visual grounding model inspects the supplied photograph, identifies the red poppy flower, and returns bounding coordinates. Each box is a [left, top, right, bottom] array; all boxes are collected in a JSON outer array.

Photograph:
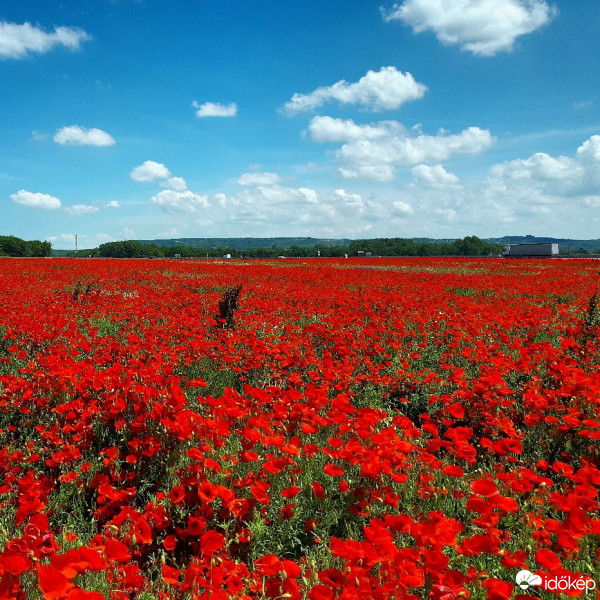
[[162, 564, 181, 585], [198, 480, 218, 503], [200, 529, 225, 556], [535, 547, 562, 571], [104, 539, 131, 563], [36, 564, 74, 598], [309, 585, 335, 600], [0, 550, 32, 575], [253, 553, 283, 577], [470, 478, 499, 497], [168, 485, 186, 504], [447, 403, 465, 419], [323, 464, 344, 477], [66, 589, 105, 600], [442, 465, 464, 477], [163, 535, 177, 552], [318, 569, 345, 588], [281, 486, 301, 498], [77, 547, 108, 571], [483, 578, 514, 600], [312, 482, 325, 499]]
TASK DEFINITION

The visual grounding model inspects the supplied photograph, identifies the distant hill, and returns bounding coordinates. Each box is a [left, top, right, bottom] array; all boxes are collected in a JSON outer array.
[[51, 235, 600, 256], [485, 235, 600, 253], [137, 235, 600, 250], [136, 237, 354, 250]]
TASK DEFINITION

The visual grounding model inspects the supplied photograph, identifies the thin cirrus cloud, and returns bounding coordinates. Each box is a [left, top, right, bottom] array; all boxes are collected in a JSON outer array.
[[0, 21, 91, 59], [10, 189, 62, 210], [53, 126, 116, 147], [282, 66, 427, 115], [192, 101, 238, 118], [381, 0, 557, 56], [309, 116, 495, 181]]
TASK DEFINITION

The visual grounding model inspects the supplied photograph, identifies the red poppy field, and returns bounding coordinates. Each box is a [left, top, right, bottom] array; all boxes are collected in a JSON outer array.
[[0, 257, 599, 600]]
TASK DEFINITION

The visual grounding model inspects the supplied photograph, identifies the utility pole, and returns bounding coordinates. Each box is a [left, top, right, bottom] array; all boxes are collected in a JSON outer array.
[[75, 235, 78, 252]]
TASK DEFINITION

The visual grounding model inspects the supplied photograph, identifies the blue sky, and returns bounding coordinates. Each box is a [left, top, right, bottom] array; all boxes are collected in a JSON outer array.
[[2, 0, 600, 248]]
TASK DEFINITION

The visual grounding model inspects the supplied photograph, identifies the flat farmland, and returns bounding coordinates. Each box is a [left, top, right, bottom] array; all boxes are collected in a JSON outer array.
[[0, 257, 598, 599]]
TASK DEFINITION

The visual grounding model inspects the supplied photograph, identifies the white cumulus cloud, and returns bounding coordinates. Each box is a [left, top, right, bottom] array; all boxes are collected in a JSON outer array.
[[151, 190, 209, 213], [161, 177, 188, 192], [135, 179, 427, 239], [412, 164, 461, 189], [192, 101, 238, 118], [488, 135, 600, 200], [237, 172, 282, 186], [490, 152, 581, 182], [130, 160, 171, 182], [105, 200, 120, 208], [10, 189, 62, 210], [382, 0, 556, 56], [298, 187, 318, 204], [64, 204, 99, 215], [308, 116, 390, 143], [437, 134, 600, 233], [310, 117, 494, 181], [0, 21, 91, 59], [283, 66, 427, 115], [393, 200, 414, 215], [53, 125, 115, 147], [334, 188, 364, 205], [577, 135, 600, 164]]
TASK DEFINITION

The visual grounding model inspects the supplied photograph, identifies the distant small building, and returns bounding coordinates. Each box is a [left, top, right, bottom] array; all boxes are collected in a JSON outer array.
[[355, 250, 372, 257], [223, 254, 232, 259]]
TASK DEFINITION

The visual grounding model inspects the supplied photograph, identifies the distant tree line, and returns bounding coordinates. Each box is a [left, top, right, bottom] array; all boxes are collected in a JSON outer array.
[[346, 236, 503, 257], [66, 236, 504, 258], [0, 235, 52, 257]]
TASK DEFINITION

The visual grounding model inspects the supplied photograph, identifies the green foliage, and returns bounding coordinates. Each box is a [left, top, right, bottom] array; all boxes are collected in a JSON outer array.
[[584, 288, 600, 328], [97, 240, 165, 258], [74, 236, 505, 258], [87, 316, 127, 338], [0, 235, 52, 257], [347, 235, 503, 257]]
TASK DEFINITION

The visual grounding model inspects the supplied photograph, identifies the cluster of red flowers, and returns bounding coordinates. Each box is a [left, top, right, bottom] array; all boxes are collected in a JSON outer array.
[[0, 257, 598, 599]]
